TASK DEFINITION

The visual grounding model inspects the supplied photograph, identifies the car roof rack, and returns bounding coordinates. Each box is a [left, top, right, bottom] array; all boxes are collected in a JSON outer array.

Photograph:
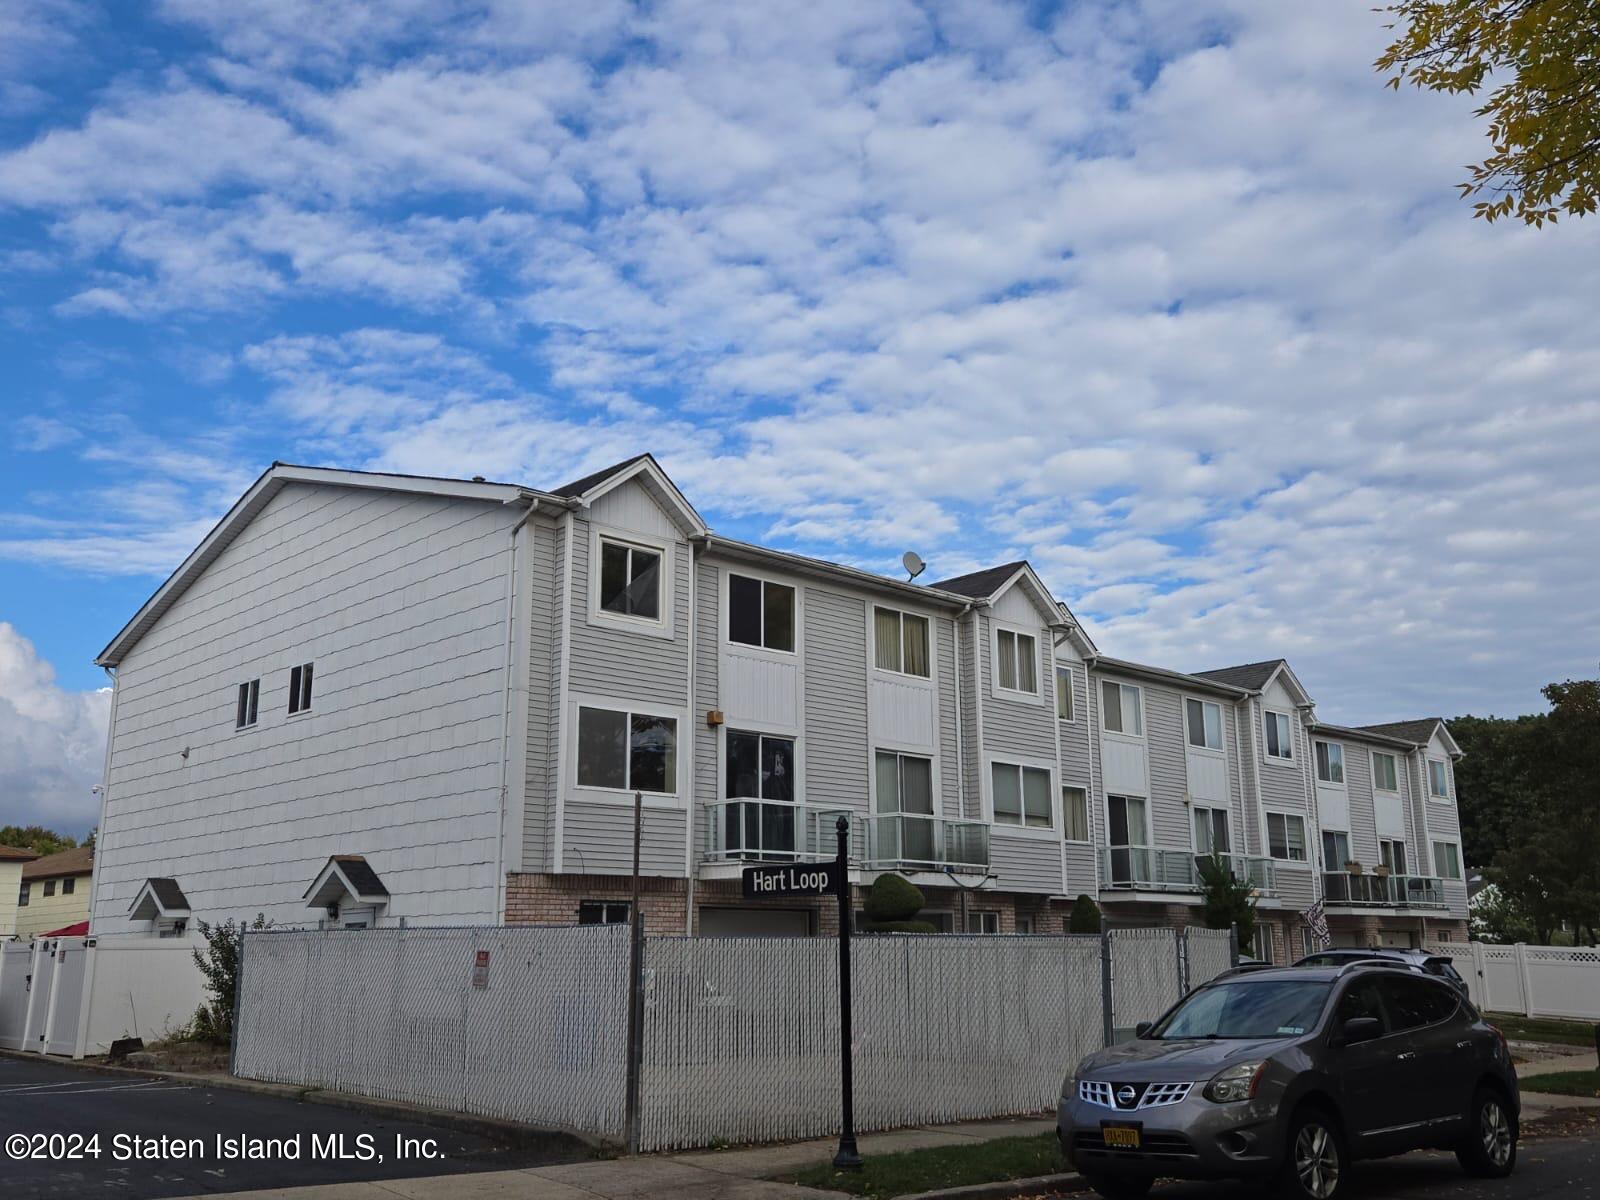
[[1337, 958, 1428, 977]]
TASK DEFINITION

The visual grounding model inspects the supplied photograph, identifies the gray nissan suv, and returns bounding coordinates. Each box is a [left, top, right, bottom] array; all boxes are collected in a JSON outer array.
[[1057, 963, 1519, 1199]]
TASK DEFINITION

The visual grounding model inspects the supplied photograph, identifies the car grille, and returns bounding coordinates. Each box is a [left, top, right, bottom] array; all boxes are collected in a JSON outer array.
[[1077, 1080, 1194, 1109]]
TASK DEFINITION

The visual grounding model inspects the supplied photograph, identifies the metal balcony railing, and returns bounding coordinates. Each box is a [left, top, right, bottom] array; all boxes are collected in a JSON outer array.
[[862, 813, 990, 873], [1321, 871, 1447, 910], [1098, 847, 1275, 894], [702, 800, 859, 864]]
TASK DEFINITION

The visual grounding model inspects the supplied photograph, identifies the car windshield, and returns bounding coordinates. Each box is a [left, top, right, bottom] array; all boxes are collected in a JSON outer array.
[[1149, 979, 1331, 1040]]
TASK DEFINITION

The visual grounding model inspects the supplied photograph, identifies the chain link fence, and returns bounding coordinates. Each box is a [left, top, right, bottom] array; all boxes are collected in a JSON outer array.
[[1183, 926, 1235, 989]]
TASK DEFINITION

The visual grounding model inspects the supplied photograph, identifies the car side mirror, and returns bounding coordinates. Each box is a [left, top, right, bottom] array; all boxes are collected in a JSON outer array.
[[1340, 1017, 1382, 1045], [1134, 1021, 1154, 1039]]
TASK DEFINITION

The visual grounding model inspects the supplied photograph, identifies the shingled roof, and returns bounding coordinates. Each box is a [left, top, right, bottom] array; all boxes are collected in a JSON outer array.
[[1193, 659, 1287, 692], [927, 561, 1028, 599], [552, 453, 653, 498], [0, 844, 37, 863], [1357, 718, 1447, 746], [21, 845, 92, 880]]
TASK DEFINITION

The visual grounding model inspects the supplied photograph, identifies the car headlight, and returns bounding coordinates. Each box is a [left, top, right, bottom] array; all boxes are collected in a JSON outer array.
[[1203, 1061, 1267, 1103], [1060, 1072, 1077, 1100]]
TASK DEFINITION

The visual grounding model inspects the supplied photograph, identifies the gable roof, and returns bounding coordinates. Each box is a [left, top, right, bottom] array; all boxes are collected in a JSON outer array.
[[553, 452, 706, 536], [1193, 659, 1286, 691], [22, 845, 92, 880], [1309, 721, 1418, 751], [304, 854, 391, 909], [553, 453, 652, 498], [128, 877, 190, 920], [929, 561, 1029, 599], [1357, 718, 1462, 756], [0, 845, 37, 863]]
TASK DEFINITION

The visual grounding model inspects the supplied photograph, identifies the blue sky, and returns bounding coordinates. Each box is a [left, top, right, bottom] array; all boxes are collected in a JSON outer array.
[[3, 0, 1598, 834]]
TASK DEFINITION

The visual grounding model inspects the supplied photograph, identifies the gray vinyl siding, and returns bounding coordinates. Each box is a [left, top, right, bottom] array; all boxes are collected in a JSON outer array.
[[1145, 686, 1189, 849], [565, 513, 691, 707], [1224, 702, 1249, 857], [1343, 744, 1380, 865], [990, 834, 1063, 894], [520, 514, 561, 873], [1403, 755, 1429, 874], [1086, 669, 1106, 852], [1254, 701, 1311, 814], [561, 801, 687, 876], [1274, 867, 1316, 909], [692, 557, 719, 866], [1058, 661, 1096, 896], [978, 613, 1053, 760], [803, 586, 870, 812], [1237, 701, 1262, 857], [936, 618, 961, 819], [958, 616, 982, 822], [98, 483, 515, 931]]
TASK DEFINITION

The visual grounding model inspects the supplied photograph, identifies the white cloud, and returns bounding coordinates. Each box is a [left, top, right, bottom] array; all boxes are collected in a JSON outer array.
[[0, 623, 110, 835]]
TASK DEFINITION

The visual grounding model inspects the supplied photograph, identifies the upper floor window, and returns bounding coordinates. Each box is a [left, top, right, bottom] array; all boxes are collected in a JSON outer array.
[[62, 877, 75, 895], [994, 628, 1038, 694], [577, 706, 677, 794], [1263, 709, 1293, 760], [1266, 811, 1307, 862], [1315, 741, 1344, 784], [16, 883, 26, 907], [44, 880, 56, 897], [1185, 698, 1222, 750], [1372, 751, 1399, 792], [1056, 668, 1076, 721], [235, 679, 260, 729], [991, 762, 1052, 829], [1321, 829, 1351, 868], [873, 607, 929, 677], [1381, 838, 1407, 874], [1428, 759, 1450, 799], [728, 573, 795, 652], [599, 537, 662, 622], [727, 731, 795, 803], [1101, 681, 1143, 736], [1061, 785, 1089, 841], [1433, 840, 1463, 880], [288, 662, 314, 715]]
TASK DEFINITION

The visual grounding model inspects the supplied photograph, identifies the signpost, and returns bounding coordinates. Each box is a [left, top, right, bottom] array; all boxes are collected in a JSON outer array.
[[735, 818, 861, 1169]]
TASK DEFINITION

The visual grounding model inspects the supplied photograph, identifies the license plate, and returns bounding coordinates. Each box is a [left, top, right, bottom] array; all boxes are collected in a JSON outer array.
[[1101, 1124, 1141, 1149]]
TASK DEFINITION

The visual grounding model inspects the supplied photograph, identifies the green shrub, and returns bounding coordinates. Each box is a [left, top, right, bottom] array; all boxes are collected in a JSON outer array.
[[191, 913, 273, 1043], [1068, 894, 1102, 933], [864, 874, 925, 924], [866, 920, 940, 934]]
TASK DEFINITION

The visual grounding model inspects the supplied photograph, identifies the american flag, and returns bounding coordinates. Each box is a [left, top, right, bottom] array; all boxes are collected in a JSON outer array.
[[1302, 899, 1331, 949]]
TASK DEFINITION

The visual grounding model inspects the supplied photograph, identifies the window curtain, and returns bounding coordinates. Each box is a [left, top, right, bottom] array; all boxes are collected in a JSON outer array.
[[902, 614, 929, 677], [874, 608, 900, 671]]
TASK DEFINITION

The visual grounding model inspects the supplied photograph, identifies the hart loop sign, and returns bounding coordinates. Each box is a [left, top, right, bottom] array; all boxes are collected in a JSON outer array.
[[740, 861, 843, 899]]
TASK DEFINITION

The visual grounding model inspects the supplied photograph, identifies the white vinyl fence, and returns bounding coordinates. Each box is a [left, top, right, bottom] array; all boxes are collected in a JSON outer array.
[[234, 923, 1237, 1151], [1427, 941, 1600, 1021]]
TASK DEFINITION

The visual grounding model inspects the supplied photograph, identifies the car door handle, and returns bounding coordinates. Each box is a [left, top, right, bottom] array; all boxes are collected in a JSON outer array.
[[1456, 1040, 1472, 1049], [1396, 1051, 1417, 1061]]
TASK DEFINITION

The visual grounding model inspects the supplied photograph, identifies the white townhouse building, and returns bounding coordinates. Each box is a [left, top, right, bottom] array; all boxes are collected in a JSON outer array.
[[88, 456, 1468, 951]]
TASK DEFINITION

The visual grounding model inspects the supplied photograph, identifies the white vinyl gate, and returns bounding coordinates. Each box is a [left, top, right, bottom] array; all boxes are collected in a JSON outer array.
[[0, 943, 34, 1050], [1427, 941, 1600, 1021]]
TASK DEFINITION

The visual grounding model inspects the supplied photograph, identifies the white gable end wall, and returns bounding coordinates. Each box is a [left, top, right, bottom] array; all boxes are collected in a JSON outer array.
[[94, 483, 519, 933]]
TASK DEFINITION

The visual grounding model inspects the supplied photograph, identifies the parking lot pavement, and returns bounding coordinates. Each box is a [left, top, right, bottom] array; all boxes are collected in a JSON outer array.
[[0, 1055, 587, 1199]]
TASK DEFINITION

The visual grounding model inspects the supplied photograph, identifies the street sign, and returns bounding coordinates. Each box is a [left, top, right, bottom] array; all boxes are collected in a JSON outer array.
[[741, 861, 843, 899]]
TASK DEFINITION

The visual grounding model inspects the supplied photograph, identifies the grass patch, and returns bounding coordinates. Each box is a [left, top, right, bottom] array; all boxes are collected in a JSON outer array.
[[1523, 1067, 1600, 1099], [1486, 1013, 1598, 1048], [781, 1133, 1065, 1199]]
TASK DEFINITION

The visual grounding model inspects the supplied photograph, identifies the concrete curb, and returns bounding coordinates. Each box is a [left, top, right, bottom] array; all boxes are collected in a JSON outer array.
[[901, 1171, 1086, 1200], [0, 1048, 613, 1156]]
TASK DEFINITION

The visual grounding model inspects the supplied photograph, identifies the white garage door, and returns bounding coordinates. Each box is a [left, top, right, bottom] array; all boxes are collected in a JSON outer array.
[[698, 907, 812, 936]]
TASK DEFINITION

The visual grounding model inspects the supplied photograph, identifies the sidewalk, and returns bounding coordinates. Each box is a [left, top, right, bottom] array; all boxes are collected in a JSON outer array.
[[193, 1116, 1056, 1200]]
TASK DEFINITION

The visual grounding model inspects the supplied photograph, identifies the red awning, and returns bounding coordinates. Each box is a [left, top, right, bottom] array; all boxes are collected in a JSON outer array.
[[40, 921, 89, 938]]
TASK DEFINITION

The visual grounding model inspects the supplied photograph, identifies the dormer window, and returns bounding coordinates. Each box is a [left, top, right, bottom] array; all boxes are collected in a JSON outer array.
[[599, 537, 662, 621], [994, 628, 1038, 694], [1428, 759, 1450, 799], [1263, 709, 1293, 760]]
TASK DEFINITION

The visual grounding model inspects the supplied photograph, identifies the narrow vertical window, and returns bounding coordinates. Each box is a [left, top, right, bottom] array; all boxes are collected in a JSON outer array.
[[1428, 760, 1450, 798], [236, 679, 260, 729], [287, 663, 313, 715], [1264, 710, 1293, 759]]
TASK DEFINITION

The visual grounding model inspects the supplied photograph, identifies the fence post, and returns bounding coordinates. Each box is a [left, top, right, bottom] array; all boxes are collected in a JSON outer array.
[[1514, 943, 1534, 1017], [624, 789, 645, 1155], [1228, 923, 1240, 969], [1471, 941, 1487, 1009], [230, 931, 246, 1077], [1176, 928, 1188, 995], [1099, 919, 1114, 1047]]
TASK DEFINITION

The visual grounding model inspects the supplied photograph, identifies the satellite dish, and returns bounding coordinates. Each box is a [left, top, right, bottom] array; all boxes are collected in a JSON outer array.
[[902, 551, 926, 582]]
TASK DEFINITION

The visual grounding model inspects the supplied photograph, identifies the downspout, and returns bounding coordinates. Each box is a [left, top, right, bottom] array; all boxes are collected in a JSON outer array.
[[85, 665, 120, 935], [494, 496, 540, 924]]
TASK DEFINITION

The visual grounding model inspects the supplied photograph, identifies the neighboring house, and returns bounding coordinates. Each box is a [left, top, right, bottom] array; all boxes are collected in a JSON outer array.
[[1, 845, 39, 938], [15, 846, 94, 939], [88, 456, 1470, 946]]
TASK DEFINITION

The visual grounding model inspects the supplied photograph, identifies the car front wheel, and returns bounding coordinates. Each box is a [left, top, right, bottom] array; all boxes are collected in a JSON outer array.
[[1456, 1086, 1517, 1178], [1278, 1109, 1347, 1200]]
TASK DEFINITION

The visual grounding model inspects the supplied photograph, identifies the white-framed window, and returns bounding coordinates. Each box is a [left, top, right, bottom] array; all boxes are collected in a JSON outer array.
[[1266, 811, 1307, 862], [1101, 681, 1143, 736], [235, 679, 259, 729], [875, 751, 934, 818], [728, 572, 796, 653], [287, 662, 314, 715], [726, 731, 797, 803], [1263, 709, 1293, 760], [593, 531, 668, 632], [577, 705, 678, 795], [1428, 759, 1450, 800], [580, 900, 632, 925], [157, 918, 188, 939], [966, 911, 1000, 934], [1381, 839, 1407, 874], [873, 606, 930, 678], [994, 626, 1039, 695], [1372, 751, 1399, 792], [1056, 666, 1076, 721], [1061, 785, 1089, 842], [1193, 806, 1230, 856], [1432, 841, 1463, 881], [990, 761, 1052, 829], [1185, 698, 1222, 750], [1314, 741, 1344, 784], [1321, 829, 1351, 869]]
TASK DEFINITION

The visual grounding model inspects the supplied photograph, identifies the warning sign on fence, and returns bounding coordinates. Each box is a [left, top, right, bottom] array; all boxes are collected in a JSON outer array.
[[471, 950, 490, 989]]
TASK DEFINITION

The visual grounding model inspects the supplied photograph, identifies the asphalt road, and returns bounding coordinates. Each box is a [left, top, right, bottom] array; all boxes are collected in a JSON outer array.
[[0, 1054, 586, 1198]]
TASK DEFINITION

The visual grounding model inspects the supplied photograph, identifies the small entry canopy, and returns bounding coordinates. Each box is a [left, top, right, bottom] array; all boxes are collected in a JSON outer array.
[[128, 877, 191, 922], [304, 855, 390, 912]]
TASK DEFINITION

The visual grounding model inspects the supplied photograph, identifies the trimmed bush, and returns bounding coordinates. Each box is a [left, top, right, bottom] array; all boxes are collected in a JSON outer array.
[[864, 874, 926, 925], [1068, 894, 1102, 934]]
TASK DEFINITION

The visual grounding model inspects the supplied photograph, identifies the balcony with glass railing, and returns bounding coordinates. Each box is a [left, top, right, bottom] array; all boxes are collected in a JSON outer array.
[[1321, 871, 1446, 910], [702, 800, 859, 864], [1097, 847, 1276, 895], [861, 813, 990, 873]]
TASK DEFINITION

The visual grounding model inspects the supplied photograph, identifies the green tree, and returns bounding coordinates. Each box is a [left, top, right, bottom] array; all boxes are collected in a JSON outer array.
[[1377, 1, 1600, 225], [1068, 894, 1102, 934], [861, 875, 936, 934], [1197, 854, 1257, 954], [1448, 711, 1544, 867], [1469, 881, 1536, 943], [0, 825, 77, 856], [191, 913, 272, 1043]]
